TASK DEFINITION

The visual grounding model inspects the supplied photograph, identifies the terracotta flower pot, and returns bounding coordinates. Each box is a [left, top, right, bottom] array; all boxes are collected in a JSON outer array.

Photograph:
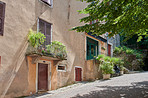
[[103, 74, 111, 80]]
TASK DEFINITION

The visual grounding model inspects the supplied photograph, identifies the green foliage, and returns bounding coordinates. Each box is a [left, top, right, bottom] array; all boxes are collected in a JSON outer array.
[[27, 30, 67, 60], [113, 46, 144, 70], [100, 61, 114, 74], [46, 41, 67, 59], [126, 49, 134, 55], [28, 29, 46, 48], [97, 54, 124, 71], [114, 47, 121, 54], [110, 57, 120, 65], [114, 46, 143, 59], [104, 56, 111, 62], [73, 0, 148, 41], [96, 54, 105, 61], [117, 59, 124, 71], [101, 47, 106, 50]]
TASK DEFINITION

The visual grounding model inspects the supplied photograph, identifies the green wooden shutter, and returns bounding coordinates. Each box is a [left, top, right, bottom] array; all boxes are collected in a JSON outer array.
[[87, 37, 98, 60]]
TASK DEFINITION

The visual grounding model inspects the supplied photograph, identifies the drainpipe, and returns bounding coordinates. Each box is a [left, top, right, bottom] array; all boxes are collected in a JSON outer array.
[[37, 18, 39, 33], [105, 32, 108, 56]]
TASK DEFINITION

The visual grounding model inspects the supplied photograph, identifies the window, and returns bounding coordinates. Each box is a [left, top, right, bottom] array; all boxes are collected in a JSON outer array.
[[87, 37, 98, 60], [41, 0, 52, 6], [39, 19, 52, 47], [0, 1, 5, 36], [57, 64, 66, 71]]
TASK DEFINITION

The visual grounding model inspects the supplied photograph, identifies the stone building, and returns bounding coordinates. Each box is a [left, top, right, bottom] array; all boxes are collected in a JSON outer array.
[[0, 0, 119, 97]]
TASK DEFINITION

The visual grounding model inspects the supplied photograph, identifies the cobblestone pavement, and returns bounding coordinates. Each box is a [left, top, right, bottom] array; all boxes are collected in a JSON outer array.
[[26, 72, 148, 98]]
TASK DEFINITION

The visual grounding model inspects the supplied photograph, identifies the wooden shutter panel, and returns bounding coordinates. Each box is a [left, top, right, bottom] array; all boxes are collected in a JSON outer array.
[[0, 2, 5, 36], [39, 19, 52, 47], [45, 23, 51, 45]]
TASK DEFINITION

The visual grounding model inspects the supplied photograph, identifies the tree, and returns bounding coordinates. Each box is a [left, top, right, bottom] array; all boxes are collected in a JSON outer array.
[[120, 34, 148, 49], [72, 0, 148, 42]]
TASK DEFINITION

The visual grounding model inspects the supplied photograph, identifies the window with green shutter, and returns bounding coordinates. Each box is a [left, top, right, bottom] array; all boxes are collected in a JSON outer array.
[[87, 37, 99, 60]]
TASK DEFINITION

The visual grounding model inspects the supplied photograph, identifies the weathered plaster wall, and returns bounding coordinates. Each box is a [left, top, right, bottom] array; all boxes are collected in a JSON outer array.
[[84, 60, 102, 81], [0, 0, 36, 97], [0, 0, 36, 70], [27, 56, 57, 93], [37, 0, 88, 88], [5, 59, 28, 98], [27, 56, 37, 94], [0, 0, 107, 97]]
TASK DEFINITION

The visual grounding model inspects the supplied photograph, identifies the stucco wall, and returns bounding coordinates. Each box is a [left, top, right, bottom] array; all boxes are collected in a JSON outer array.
[[0, 0, 107, 97], [0, 0, 36, 97], [26, 56, 57, 93], [84, 60, 102, 81], [5, 59, 28, 98]]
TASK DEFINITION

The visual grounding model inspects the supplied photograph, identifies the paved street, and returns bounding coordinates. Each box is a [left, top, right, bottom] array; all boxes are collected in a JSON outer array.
[[27, 72, 148, 98]]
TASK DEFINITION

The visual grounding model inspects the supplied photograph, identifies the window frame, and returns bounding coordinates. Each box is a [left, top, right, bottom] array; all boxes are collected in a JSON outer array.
[[86, 37, 99, 60], [38, 18, 52, 47], [57, 64, 66, 72]]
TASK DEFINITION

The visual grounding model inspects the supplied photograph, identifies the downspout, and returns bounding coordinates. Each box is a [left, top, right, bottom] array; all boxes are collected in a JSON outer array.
[[106, 32, 108, 56], [37, 18, 39, 33]]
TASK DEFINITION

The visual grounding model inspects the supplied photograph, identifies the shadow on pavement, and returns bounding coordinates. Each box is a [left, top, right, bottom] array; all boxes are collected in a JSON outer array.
[[72, 81, 148, 98], [25, 92, 52, 98]]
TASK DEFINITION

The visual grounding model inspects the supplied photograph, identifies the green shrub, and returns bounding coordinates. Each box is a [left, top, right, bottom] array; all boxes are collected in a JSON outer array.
[[96, 54, 105, 61], [100, 61, 114, 74], [113, 46, 144, 70], [28, 29, 46, 48], [114, 47, 121, 53], [118, 59, 124, 71], [46, 41, 67, 59], [126, 49, 134, 54], [104, 56, 111, 62]]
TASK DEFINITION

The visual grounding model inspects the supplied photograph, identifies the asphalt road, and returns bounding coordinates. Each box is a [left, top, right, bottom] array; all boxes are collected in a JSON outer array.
[[27, 72, 148, 98]]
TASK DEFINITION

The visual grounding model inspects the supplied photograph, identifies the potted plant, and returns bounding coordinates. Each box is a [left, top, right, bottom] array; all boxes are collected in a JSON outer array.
[[100, 61, 114, 79], [96, 54, 105, 63], [46, 41, 67, 59], [27, 29, 46, 53]]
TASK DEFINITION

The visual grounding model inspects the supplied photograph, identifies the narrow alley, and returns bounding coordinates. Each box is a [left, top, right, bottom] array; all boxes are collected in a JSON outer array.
[[26, 72, 148, 98]]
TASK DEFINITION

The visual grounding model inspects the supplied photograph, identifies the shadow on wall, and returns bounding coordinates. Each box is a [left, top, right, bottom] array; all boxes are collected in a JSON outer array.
[[72, 81, 148, 98]]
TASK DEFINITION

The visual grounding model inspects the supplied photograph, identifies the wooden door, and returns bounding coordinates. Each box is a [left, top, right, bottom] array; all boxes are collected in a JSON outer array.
[[108, 44, 111, 56], [38, 63, 48, 91], [75, 67, 82, 81]]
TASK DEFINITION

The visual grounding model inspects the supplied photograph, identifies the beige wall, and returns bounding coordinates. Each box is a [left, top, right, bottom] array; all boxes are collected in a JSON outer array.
[[84, 60, 102, 81], [0, 0, 107, 97], [0, 0, 36, 97]]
